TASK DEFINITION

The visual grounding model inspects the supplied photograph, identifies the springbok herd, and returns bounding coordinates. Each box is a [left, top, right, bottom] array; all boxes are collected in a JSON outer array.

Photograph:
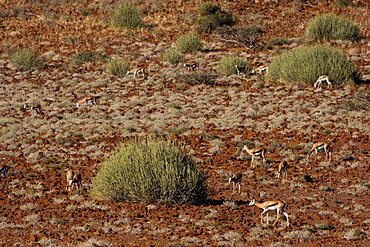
[[17, 63, 334, 227], [0, 139, 331, 227], [22, 63, 332, 117], [228, 141, 331, 227]]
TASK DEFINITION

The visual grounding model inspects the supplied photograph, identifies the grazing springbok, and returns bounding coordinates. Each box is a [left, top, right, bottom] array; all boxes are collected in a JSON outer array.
[[235, 64, 247, 75], [24, 103, 44, 115], [277, 160, 288, 180], [249, 195, 290, 227], [183, 62, 199, 72], [126, 67, 145, 78], [307, 142, 332, 163], [66, 169, 82, 192], [76, 96, 99, 107], [251, 65, 268, 74], [228, 173, 243, 193], [242, 145, 266, 168], [314, 75, 332, 90], [0, 165, 9, 188]]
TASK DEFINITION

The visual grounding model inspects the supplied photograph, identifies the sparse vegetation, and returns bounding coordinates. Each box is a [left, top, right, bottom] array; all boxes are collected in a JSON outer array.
[[267, 45, 361, 85], [305, 14, 361, 42], [9, 48, 44, 70], [178, 73, 219, 85], [91, 137, 208, 205], [341, 88, 370, 111], [176, 33, 203, 53], [111, 3, 144, 30], [72, 50, 108, 64], [218, 55, 249, 75]]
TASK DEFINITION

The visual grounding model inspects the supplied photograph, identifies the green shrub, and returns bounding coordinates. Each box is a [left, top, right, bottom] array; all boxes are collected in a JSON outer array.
[[266, 45, 361, 86], [105, 59, 129, 76], [91, 137, 208, 205], [10, 48, 43, 70], [162, 47, 183, 65], [195, 2, 238, 34], [218, 55, 249, 75], [111, 3, 144, 30], [305, 14, 361, 42], [176, 33, 203, 53]]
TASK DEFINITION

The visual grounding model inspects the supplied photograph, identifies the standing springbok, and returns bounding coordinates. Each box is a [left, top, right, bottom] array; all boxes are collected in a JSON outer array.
[[314, 75, 332, 90], [235, 65, 247, 75], [251, 65, 268, 74], [0, 165, 9, 188], [249, 195, 290, 227], [277, 160, 288, 180], [228, 173, 243, 193], [126, 67, 145, 78], [307, 142, 332, 163], [24, 103, 44, 115], [242, 145, 266, 168], [66, 169, 82, 192], [76, 96, 99, 107], [183, 62, 199, 72]]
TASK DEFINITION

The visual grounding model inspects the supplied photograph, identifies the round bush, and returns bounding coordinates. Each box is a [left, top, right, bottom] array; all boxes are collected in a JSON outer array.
[[305, 14, 361, 42], [105, 59, 129, 76], [111, 3, 144, 30], [91, 137, 208, 205], [162, 47, 183, 65], [266, 45, 361, 86], [176, 33, 203, 53], [218, 55, 249, 75], [10, 48, 43, 70]]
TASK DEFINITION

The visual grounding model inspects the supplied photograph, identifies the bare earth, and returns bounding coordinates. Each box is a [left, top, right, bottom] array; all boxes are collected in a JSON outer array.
[[0, 0, 369, 246]]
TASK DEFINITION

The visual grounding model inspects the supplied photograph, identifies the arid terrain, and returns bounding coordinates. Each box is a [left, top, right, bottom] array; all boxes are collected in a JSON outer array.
[[0, 0, 369, 246]]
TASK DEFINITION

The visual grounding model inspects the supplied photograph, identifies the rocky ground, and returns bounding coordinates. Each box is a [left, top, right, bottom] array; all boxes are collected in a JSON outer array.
[[0, 0, 369, 246]]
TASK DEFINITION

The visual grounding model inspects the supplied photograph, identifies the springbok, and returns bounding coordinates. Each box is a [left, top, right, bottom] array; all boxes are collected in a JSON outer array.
[[66, 169, 82, 192], [126, 67, 145, 78], [76, 96, 99, 107], [242, 145, 266, 168], [249, 195, 289, 227], [277, 160, 288, 180], [314, 75, 332, 90], [24, 103, 44, 115], [228, 173, 243, 193], [251, 65, 268, 74], [183, 62, 199, 71], [0, 165, 9, 188], [307, 142, 332, 163], [235, 64, 247, 75]]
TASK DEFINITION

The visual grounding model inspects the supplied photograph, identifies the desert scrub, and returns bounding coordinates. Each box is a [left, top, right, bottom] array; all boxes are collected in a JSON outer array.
[[10, 48, 44, 70], [218, 55, 249, 75], [162, 47, 183, 65], [72, 50, 108, 65], [110, 3, 144, 30], [176, 33, 203, 53], [105, 59, 129, 76], [266, 45, 361, 86], [341, 88, 370, 111], [195, 1, 238, 34], [178, 73, 219, 85], [91, 137, 208, 205], [305, 14, 361, 42]]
